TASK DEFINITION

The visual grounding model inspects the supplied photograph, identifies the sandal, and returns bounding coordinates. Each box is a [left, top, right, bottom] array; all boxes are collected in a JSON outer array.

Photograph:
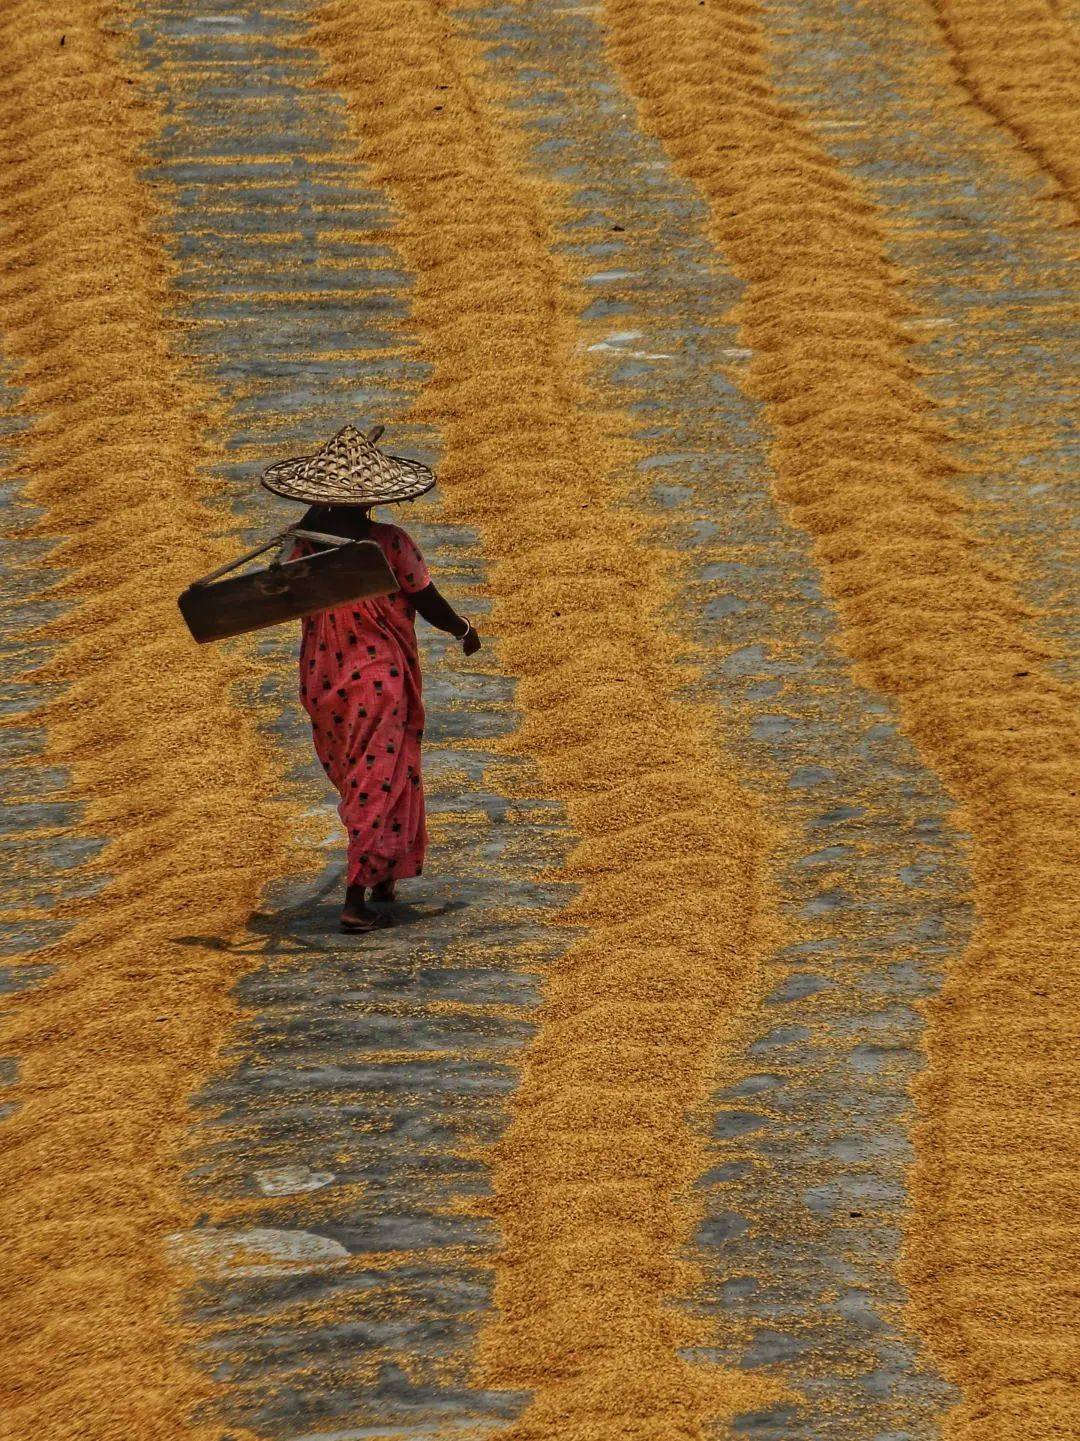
[[340, 910, 380, 934], [340, 899, 391, 933]]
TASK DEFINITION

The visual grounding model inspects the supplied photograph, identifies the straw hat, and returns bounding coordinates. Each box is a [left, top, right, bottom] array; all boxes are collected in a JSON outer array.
[[261, 425, 435, 507]]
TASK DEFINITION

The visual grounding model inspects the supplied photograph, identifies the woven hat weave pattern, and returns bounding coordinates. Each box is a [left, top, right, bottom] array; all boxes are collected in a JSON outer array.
[[261, 425, 435, 507]]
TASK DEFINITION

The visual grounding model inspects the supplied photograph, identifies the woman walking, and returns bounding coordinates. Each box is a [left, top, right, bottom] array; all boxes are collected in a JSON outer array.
[[262, 425, 480, 933]]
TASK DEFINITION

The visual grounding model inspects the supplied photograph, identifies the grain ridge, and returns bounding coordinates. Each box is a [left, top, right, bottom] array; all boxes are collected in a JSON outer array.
[[929, 0, 1080, 215], [308, 1, 784, 1435], [0, 7, 299, 1437], [602, 2, 1079, 1436]]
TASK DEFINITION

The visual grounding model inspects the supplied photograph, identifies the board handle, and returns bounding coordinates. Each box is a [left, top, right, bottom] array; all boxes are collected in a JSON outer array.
[[189, 528, 291, 588]]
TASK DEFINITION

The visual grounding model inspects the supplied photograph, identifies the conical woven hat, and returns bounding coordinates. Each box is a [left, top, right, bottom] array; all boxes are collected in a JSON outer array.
[[261, 425, 435, 507]]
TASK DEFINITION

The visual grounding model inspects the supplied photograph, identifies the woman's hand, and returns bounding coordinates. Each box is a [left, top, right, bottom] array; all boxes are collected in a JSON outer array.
[[462, 626, 481, 657]]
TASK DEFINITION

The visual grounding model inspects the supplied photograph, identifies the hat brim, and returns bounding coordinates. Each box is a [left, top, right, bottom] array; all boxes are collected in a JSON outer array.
[[260, 453, 436, 507]]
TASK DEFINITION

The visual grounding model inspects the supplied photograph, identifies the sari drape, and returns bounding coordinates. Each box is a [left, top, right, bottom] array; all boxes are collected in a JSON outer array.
[[296, 522, 430, 887]]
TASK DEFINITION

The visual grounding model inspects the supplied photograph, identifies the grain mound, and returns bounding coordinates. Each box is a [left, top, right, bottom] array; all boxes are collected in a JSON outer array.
[[602, 2, 1079, 1437], [309, 0, 785, 1436], [0, 6, 299, 1437], [930, 0, 1080, 216]]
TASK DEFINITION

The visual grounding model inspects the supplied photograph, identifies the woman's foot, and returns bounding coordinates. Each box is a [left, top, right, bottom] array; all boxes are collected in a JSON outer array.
[[340, 883, 390, 933], [340, 903, 378, 933], [370, 878, 397, 904]]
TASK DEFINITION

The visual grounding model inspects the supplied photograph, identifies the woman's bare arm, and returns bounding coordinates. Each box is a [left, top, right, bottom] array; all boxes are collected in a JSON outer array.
[[412, 582, 481, 655]]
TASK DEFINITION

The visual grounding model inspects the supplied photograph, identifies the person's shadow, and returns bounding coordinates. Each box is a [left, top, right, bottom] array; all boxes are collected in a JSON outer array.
[[170, 867, 469, 956]]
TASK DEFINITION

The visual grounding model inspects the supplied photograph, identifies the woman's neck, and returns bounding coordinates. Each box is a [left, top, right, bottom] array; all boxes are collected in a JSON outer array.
[[308, 505, 374, 538]]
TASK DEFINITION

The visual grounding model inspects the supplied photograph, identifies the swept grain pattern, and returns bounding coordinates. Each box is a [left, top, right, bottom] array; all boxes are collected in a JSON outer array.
[[127, 10, 579, 1432], [0, 6, 298, 1437], [462, 4, 971, 1433], [602, 2, 1079, 1437], [307, 1, 784, 1435], [931, 0, 1080, 215]]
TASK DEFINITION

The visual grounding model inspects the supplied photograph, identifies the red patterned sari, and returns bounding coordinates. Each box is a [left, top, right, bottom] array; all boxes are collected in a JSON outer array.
[[295, 522, 430, 887]]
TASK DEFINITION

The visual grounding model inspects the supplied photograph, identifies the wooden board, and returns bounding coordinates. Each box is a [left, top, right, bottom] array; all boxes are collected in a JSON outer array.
[[178, 538, 397, 643]]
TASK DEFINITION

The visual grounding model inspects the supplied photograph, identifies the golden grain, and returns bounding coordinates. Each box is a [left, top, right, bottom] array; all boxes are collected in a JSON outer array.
[[307, 1, 786, 1434], [0, 7, 299, 1437], [602, 2, 1079, 1435], [930, 0, 1080, 215]]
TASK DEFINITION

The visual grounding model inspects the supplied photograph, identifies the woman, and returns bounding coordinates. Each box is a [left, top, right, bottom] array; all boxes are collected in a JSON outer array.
[[262, 425, 480, 933]]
